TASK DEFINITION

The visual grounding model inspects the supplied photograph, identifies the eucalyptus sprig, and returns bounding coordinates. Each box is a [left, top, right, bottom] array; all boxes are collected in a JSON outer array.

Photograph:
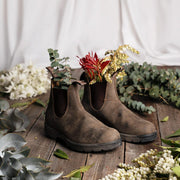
[[117, 62, 180, 114], [0, 133, 62, 179], [0, 100, 62, 179], [48, 49, 72, 90], [0, 100, 30, 135]]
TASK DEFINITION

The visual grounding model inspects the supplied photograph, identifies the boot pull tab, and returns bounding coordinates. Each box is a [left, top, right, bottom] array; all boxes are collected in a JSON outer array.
[[46, 66, 56, 78], [71, 79, 86, 86], [47, 66, 86, 86]]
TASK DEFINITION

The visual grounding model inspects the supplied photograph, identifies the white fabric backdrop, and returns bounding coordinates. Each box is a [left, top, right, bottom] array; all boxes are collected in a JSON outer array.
[[1, 0, 180, 71]]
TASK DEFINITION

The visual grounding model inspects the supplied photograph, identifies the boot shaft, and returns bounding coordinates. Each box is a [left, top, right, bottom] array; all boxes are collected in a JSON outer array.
[[46, 80, 84, 122], [82, 73, 119, 110]]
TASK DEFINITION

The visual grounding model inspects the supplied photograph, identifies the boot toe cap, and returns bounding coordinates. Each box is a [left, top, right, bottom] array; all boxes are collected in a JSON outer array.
[[99, 128, 121, 144], [142, 121, 157, 135]]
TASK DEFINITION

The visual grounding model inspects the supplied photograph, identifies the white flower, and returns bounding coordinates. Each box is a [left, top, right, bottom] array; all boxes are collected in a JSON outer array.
[[0, 63, 50, 100], [100, 149, 179, 180]]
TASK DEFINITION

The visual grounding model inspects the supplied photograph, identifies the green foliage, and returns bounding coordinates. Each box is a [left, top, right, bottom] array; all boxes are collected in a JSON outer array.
[[161, 127, 180, 158], [48, 49, 72, 90], [160, 116, 169, 122], [0, 100, 29, 134], [0, 133, 62, 179], [11, 98, 46, 110], [63, 164, 94, 179], [161, 138, 180, 175], [70, 171, 81, 180], [54, 149, 69, 160], [172, 166, 180, 177], [166, 128, 180, 138], [117, 62, 180, 114]]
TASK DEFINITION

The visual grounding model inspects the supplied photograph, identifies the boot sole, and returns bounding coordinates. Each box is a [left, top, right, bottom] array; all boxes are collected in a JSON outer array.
[[45, 123, 122, 152], [120, 132, 157, 143]]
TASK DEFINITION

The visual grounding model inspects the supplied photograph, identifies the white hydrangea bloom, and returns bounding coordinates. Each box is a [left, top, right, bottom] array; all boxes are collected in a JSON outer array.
[[0, 63, 50, 100]]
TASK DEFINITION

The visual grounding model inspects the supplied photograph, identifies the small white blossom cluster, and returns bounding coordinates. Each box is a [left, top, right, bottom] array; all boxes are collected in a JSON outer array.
[[0, 64, 50, 100], [99, 149, 179, 180], [154, 150, 174, 174]]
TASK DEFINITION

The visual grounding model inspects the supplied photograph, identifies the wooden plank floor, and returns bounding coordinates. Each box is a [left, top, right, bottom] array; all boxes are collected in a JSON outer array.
[[8, 68, 180, 180]]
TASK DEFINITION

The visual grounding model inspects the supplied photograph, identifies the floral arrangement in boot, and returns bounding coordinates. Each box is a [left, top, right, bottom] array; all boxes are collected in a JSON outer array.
[[78, 52, 110, 84], [78, 45, 139, 84], [47, 48, 72, 89], [103, 44, 139, 82]]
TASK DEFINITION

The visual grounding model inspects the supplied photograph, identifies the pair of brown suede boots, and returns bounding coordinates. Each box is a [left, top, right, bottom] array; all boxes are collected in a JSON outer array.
[[45, 73, 157, 152]]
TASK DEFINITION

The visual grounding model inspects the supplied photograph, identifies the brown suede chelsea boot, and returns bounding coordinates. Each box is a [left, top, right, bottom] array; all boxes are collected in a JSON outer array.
[[81, 73, 157, 143], [45, 80, 121, 152]]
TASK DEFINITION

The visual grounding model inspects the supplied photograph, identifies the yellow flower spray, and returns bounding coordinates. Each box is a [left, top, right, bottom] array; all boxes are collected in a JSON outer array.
[[102, 45, 139, 82]]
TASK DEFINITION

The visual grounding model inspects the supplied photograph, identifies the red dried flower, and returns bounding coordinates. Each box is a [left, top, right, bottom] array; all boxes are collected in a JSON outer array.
[[78, 52, 110, 82]]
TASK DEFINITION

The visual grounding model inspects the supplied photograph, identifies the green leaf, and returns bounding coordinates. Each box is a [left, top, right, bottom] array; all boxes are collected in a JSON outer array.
[[48, 49, 53, 53], [161, 90, 169, 98], [166, 128, 180, 138], [120, 97, 125, 103], [160, 116, 169, 122], [11, 99, 46, 109], [126, 86, 134, 94], [144, 81, 151, 91], [176, 99, 180, 108], [149, 85, 160, 98], [161, 138, 180, 147], [136, 102, 142, 111], [119, 87, 125, 94], [72, 171, 81, 178], [172, 166, 180, 177], [54, 149, 69, 160], [70, 171, 81, 180], [170, 93, 178, 103], [131, 101, 137, 109], [63, 164, 94, 178], [134, 85, 142, 92], [50, 57, 55, 62], [51, 61, 59, 68], [79, 89, 84, 100], [144, 72, 150, 80], [140, 104, 146, 111], [11, 101, 30, 108], [35, 99, 46, 108]]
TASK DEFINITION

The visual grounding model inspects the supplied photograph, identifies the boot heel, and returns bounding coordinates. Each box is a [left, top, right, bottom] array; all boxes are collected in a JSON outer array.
[[45, 123, 59, 140]]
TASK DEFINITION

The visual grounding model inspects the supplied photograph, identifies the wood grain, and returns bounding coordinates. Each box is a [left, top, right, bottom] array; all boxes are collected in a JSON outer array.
[[156, 103, 180, 143], [25, 113, 56, 160], [83, 143, 124, 180], [125, 101, 161, 164], [49, 143, 87, 180]]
